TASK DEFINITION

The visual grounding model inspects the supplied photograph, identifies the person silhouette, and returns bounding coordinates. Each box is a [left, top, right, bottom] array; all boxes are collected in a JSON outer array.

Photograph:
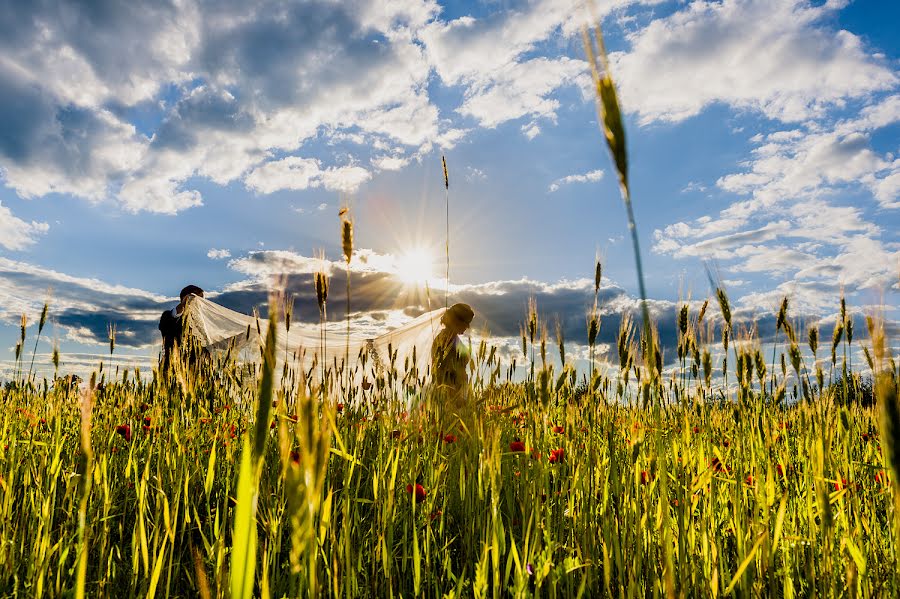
[[158, 285, 204, 371], [431, 303, 474, 403]]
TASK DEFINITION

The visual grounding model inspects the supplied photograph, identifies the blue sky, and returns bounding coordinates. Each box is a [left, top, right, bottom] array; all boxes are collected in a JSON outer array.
[[0, 0, 897, 377]]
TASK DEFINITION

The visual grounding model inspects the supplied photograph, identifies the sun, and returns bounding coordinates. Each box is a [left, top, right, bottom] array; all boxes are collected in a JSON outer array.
[[394, 247, 435, 286]]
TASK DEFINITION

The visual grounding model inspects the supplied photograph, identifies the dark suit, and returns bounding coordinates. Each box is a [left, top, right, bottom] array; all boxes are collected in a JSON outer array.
[[158, 308, 182, 370]]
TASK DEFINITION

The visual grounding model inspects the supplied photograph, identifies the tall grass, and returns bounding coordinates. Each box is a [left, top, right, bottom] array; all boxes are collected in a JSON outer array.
[[1, 288, 898, 597]]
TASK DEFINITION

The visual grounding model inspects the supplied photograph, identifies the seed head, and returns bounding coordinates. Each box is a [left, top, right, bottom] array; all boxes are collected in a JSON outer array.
[[808, 326, 818, 356], [754, 350, 766, 383], [594, 260, 602, 296], [697, 299, 709, 324], [789, 342, 801, 374], [315, 271, 329, 313], [555, 318, 565, 364], [678, 304, 689, 336], [39, 301, 49, 335], [284, 294, 295, 332], [441, 155, 449, 190], [831, 319, 844, 366], [20, 313, 27, 343], [527, 297, 538, 344], [587, 311, 600, 348], [340, 208, 353, 264], [776, 297, 789, 332], [702, 349, 712, 386], [715, 288, 732, 329], [108, 323, 116, 354]]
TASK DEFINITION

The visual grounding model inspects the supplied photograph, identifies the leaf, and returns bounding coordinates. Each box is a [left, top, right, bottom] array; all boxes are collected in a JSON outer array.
[[229, 437, 258, 599]]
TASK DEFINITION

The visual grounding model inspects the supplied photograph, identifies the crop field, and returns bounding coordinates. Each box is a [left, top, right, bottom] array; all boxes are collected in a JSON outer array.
[[2, 291, 900, 598]]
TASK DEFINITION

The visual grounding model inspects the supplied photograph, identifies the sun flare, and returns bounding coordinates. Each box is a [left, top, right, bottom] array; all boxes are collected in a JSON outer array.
[[394, 247, 435, 286]]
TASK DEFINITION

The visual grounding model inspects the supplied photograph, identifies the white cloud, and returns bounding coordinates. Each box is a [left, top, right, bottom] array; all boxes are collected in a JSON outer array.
[[456, 56, 585, 127], [611, 0, 898, 124], [244, 157, 372, 195], [548, 169, 604, 192], [465, 167, 487, 182], [0, 201, 48, 250], [371, 154, 411, 171], [420, 0, 596, 128], [522, 122, 541, 139], [207, 248, 231, 260], [0, 1, 454, 212]]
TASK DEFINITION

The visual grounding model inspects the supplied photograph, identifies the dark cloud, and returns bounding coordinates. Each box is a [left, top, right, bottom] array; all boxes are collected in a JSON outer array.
[[2, 250, 894, 367]]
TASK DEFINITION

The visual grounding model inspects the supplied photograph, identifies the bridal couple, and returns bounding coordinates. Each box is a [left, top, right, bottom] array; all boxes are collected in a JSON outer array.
[[159, 285, 474, 399]]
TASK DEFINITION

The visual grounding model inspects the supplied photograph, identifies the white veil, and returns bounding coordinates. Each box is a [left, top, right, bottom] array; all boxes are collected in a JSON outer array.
[[184, 295, 445, 384]]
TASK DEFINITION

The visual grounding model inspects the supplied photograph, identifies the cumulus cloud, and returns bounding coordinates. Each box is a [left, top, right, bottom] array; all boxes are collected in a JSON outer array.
[[0, 0, 460, 213], [548, 169, 604, 192], [420, 0, 595, 128], [653, 94, 900, 314], [611, 0, 897, 124], [0, 201, 48, 250], [244, 157, 372, 194], [207, 248, 231, 260]]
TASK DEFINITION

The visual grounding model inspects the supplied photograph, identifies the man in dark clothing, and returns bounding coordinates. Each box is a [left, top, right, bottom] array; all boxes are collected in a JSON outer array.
[[159, 285, 204, 371]]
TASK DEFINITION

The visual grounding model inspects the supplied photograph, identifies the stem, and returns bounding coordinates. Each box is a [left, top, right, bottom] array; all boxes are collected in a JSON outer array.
[[445, 186, 450, 309], [346, 263, 351, 398], [27, 330, 43, 383]]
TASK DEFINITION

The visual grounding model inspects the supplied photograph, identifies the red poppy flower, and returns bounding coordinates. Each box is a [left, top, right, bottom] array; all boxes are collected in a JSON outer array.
[[530, 448, 540, 460], [115, 424, 132, 442], [692, 426, 700, 434], [336, 403, 344, 413], [270, 420, 277, 429], [722, 439, 730, 448], [549, 448, 565, 464], [744, 475, 754, 486], [776, 463, 785, 477], [443, 433, 457, 443], [510, 440, 526, 452], [390, 429, 402, 440], [709, 457, 729, 474], [143, 416, 152, 427], [834, 478, 851, 492], [876, 471, 887, 485], [405, 483, 427, 503], [289, 450, 301, 464], [640, 470, 650, 485], [552, 425, 564, 434], [429, 509, 442, 522]]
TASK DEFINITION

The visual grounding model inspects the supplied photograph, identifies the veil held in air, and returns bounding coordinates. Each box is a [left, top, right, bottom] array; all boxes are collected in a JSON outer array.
[[183, 295, 446, 382]]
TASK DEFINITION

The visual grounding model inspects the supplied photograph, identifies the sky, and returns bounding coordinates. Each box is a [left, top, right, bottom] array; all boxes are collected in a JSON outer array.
[[0, 0, 897, 378]]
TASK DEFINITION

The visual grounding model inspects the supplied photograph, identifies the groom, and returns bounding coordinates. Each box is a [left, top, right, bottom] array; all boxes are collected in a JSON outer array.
[[158, 284, 204, 371]]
